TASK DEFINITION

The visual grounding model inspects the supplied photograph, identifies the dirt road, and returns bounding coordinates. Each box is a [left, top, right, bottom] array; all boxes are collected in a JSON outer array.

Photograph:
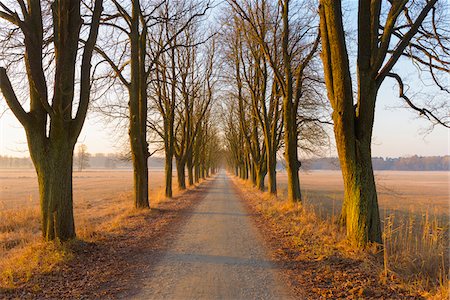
[[131, 171, 292, 300]]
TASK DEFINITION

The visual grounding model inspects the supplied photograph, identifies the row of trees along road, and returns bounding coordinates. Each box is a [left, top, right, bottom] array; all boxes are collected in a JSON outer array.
[[0, 0, 220, 241], [0, 0, 448, 249], [222, 0, 449, 248]]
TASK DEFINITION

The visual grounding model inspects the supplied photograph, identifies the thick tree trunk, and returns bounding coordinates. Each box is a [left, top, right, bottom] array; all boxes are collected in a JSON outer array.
[[336, 129, 382, 245], [129, 111, 149, 208], [194, 163, 200, 183], [34, 140, 75, 241], [284, 103, 302, 202], [255, 165, 266, 191], [165, 150, 173, 198], [319, 0, 384, 246], [128, 0, 149, 209], [131, 146, 149, 209], [250, 161, 257, 186], [334, 91, 382, 246], [176, 158, 187, 190], [187, 153, 194, 186], [267, 152, 277, 194]]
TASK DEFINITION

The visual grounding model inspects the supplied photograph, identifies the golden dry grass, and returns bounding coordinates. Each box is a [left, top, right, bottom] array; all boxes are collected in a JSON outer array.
[[237, 171, 449, 298], [0, 169, 188, 289]]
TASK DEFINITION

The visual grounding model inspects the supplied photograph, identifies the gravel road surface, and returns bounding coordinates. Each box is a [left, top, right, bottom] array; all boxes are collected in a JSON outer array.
[[131, 171, 292, 300]]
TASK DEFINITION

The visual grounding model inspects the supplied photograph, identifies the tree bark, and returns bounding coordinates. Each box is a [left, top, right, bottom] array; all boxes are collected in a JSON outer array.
[[255, 163, 266, 191], [187, 152, 194, 186], [176, 157, 187, 190], [284, 98, 302, 202], [267, 151, 277, 194], [34, 138, 75, 241], [131, 142, 149, 208], [165, 149, 173, 198], [194, 163, 200, 183]]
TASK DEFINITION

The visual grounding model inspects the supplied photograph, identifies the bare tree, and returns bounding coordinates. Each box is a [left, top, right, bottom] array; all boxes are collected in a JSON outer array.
[[76, 144, 90, 172], [147, 0, 212, 197], [0, 0, 103, 241], [318, 0, 449, 246], [228, 0, 320, 201]]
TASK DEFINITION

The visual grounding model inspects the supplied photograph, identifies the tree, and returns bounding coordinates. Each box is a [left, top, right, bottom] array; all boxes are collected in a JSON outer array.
[[228, 0, 319, 201], [146, 1, 212, 197], [76, 144, 90, 172], [227, 0, 320, 199], [95, 0, 151, 209], [318, 0, 449, 246], [0, 0, 103, 241]]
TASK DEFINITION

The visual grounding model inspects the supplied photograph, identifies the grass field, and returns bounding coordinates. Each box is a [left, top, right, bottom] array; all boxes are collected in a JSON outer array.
[[278, 170, 449, 219], [0, 169, 178, 278], [0, 168, 448, 293], [2, 169, 448, 215]]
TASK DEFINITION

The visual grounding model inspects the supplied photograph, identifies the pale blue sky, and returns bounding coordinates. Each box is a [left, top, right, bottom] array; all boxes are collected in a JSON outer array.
[[0, 1, 448, 158], [1, 84, 448, 158]]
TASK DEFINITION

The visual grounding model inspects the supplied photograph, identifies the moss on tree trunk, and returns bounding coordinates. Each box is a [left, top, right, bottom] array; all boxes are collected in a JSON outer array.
[[37, 154, 75, 241]]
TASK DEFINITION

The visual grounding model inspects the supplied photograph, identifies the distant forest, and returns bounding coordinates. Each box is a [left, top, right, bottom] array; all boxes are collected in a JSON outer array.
[[303, 156, 450, 171], [1, 154, 448, 171], [0, 154, 164, 170]]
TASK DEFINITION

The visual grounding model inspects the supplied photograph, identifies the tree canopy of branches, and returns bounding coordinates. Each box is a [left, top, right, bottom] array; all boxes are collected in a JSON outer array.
[[224, 0, 325, 200], [147, 1, 215, 197], [94, 0, 211, 205]]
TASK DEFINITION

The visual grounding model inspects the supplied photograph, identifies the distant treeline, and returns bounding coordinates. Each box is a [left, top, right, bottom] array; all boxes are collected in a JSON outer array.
[[0, 154, 165, 169], [303, 155, 450, 171], [1, 154, 448, 171]]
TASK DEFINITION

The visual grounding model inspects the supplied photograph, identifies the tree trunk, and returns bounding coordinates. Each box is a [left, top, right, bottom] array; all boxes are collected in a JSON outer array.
[[187, 153, 194, 186], [318, 0, 384, 246], [256, 165, 266, 191], [251, 161, 257, 187], [129, 0, 150, 209], [165, 150, 173, 198], [34, 139, 75, 241], [194, 163, 200, 183], [267, 152, 277, 194], [176, 158, 186, 190], [131, 146, 149, 209], [284, 101, 302, 202], [334, 91, 382, 246]]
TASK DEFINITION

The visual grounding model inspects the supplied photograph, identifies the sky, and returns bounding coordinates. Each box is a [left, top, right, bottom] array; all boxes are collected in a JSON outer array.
[[0, 1, 449, 159], [1, 81, 448, 159]]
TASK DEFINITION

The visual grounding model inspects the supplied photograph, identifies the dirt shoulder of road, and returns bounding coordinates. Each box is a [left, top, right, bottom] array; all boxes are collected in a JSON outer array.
[[231, 176, 424, 299], [0, 178, 214, 299]]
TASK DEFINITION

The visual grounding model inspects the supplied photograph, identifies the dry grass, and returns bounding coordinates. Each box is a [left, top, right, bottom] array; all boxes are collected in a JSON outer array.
[[382, 211, 449, 298], [234, 173, 449, 298], [0, 169, 187, 290]]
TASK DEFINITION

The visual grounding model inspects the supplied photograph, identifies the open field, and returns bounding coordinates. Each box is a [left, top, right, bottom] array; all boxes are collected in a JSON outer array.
[[2, 169, 448, 215], [276, 170, 450, 219], [0, 169, 169, 211], [0, 168, 180, 277], [0, 169, 448, 296], [1, 168, 447, 257]]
